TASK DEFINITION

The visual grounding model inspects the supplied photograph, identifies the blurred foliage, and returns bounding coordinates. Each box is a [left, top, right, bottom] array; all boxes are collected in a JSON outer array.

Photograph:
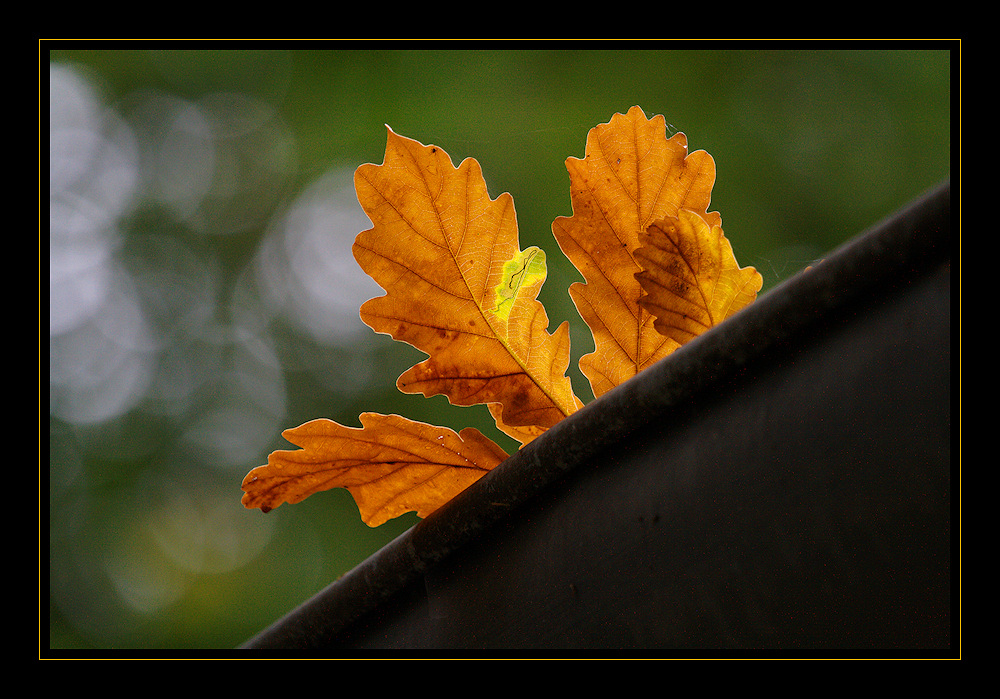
[[45, 45, 952, 651]]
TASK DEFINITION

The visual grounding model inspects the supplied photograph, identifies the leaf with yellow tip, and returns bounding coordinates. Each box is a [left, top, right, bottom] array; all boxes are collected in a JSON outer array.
[[634, 209, 762, 345], [552, 106, 722, 399]]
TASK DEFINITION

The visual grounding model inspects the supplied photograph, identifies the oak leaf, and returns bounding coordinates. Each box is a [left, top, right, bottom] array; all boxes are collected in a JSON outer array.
[[242, 109, 761, 527], [353, 127, 581, 438], [635, 209, 763, 345], [552, 106, 721, 398], [240, 413, 507, 527]]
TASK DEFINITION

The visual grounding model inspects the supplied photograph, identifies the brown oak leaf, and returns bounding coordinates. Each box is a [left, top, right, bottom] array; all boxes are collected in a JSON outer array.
[[240, 413, 507, 527]]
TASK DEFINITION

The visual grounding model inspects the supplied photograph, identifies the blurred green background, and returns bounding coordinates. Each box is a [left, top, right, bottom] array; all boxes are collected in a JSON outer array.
[[46, 45, 952, 650]]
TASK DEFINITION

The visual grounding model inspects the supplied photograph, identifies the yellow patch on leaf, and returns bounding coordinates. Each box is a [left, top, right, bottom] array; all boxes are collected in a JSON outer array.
[[552, 105, 721, 398], [492, 246, 546, 325], [634, 209, 763, 345], [240, 413, 507, 527], [353, 127, 580, 436]]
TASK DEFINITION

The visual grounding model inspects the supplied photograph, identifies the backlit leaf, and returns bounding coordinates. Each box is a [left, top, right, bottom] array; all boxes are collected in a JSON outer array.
[[243, 111, 761, 527], [353, 127, 580, 438], [240, 413, 507, 527], [634, 209, 762, 344], [552, 106, 720, 398]]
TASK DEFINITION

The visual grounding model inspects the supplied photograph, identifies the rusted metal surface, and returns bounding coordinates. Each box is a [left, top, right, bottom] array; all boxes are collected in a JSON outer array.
[[242, 180, 952, 651]]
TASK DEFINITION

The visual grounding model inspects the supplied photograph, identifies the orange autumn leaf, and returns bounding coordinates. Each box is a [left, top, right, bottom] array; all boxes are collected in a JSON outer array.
[[552, 106, 721, 398], [240, 413, 507, 527], [242, 109, 762, 527], [353, 127, 581, 439], [634, 209, 763, 345]]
